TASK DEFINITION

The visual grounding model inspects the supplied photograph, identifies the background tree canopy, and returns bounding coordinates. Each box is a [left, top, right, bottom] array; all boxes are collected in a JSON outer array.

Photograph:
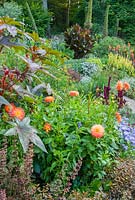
[[0, 0, 135, 43]]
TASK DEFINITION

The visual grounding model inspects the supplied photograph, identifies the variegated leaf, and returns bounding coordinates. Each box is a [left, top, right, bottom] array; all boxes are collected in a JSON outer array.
[[32, 83, 46, 94], [46, 83, 53, 95], [7, 121, 17, 126], [5, 127, 17, 136], [18, 56, 42, 71], [35, 49, 46, 56], [18, 130, 30, 153], [0, 36, 23, 47], [0, 96, 10, 107], [0, 24, 6, 30], [19, 117, 31, 127], [30, 133, 47, 153], [13, 85, 34, 97], [6, 25, 17, 37], [41, 69, 56, 79]]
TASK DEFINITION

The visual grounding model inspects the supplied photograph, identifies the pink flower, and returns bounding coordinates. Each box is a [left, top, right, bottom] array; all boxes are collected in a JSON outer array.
[[116, 81, 123, 91], [123, 82, 130, 91], [91, 124, 104, 138], [44, 96, 55, 103], [69, 91, 79, 96]]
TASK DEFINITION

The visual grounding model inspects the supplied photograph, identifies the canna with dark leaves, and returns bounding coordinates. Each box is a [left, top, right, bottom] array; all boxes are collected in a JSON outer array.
[[64, 24, 94, 59]]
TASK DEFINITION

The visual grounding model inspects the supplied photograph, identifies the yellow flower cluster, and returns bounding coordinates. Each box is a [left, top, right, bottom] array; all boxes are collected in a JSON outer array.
[[108, 53, 134, 75]]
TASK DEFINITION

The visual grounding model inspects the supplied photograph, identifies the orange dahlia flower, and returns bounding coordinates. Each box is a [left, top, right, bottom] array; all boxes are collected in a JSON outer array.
[[116, 81, 123, 91], [91, 124, 104, 138], [69, 91, 79, 97], [123, 82, 130, 91], [115, 112, 122, 123], [43, 123, 52, 133], [11, 107, 25, 120], [4, 103, 15, 113], [44, 96, 55, 103]]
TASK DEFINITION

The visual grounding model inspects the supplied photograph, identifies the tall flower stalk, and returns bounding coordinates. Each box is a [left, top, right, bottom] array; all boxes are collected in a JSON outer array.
[[103, 76, 111, 104]]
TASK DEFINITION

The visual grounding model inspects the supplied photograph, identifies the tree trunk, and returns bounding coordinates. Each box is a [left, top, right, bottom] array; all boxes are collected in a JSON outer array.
[[116, 18, 120, 37], [84, 0, 93, 29], [42, 0, 48, 10], [26, 1, 38, 34], [66, 0, 71, 27], [42, 0, 51, 38], [103, 4, 110, 37]]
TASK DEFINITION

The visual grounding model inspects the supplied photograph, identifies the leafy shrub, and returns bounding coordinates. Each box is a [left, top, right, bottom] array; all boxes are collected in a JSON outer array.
[[0, 2, 23, 20], [65, 58, 103, 95], [79, 62, 100, 83], [22, 1, 52, 37], [77, 71, 108, 95], [65, 58, 85, 71], [86, 57, 103, 68], [32, 94, 121, 188], [92, 36, 125, 57], [51, 35, 74, 58], [64, 24, 94, 59], [108, 53, 134, 76], [65, 59, 101, 80]]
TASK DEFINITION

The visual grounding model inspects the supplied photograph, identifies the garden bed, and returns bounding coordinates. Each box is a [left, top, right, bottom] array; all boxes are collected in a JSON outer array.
[[0, 16, 135, 200]]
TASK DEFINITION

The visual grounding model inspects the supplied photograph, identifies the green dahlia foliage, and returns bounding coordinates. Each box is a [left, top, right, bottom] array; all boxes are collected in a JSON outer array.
[[32, 94, 122, 187]]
